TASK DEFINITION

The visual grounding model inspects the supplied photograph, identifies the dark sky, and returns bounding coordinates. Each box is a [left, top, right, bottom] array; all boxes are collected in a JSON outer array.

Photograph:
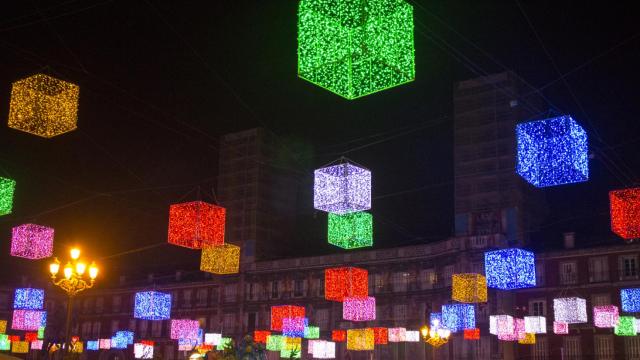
[[0, 1, 638, 284]]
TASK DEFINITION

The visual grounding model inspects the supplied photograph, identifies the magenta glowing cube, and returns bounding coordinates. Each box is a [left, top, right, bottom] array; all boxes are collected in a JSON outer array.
[[10, 224, 54, 259], [314, 162, 371, 214], [170, 319, 199, 340], [11, 310, 46, 331], [593, 305, 619, 328], [553, 321, 569, 334], [498, 318, 525, 341], [343, 296, 375, 321]]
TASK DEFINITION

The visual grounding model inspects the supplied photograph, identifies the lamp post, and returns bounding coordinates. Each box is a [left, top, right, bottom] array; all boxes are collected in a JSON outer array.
[[420, 323, 451, 359], [49, 248, 99, 353]]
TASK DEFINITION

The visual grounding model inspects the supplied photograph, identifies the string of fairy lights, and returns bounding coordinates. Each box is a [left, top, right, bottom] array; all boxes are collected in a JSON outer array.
[[0, 0, 639, 358]]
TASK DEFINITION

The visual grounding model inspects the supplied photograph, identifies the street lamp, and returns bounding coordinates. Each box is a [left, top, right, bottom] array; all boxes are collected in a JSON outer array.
[[420, 323, 451, 349], [49, 248, 99, 353]]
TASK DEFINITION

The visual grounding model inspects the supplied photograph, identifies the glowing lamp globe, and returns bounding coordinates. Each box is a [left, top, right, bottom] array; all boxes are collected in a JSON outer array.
[[484, 248, 536, 290], [621, 288, 640, 312], [282, 317, 308, 338], [200, 243, 240, 274], [594, 305, 619, 328], [86, 341, 99, 351], [442, 304, 475, 332], [610, 188, 640, 239], [266, 335, 284, 351], [331, 330, 346, 342], [553, 321, 569, 334], [10, 224, 54, 259], [271, 305, 305, 331], [0, 177, 16, 216], [328, 212, 373, 249], [405, 331, 420, 342], [304, 325, 320, 339], [553, 297, 587, 324], [253, 330, 271, 344], [99, 339, 111, 350], [343, 296, 375, 321], [8, 74, 79, 138], [430, 312, 443, 329], [134, 343, 154, 359], [464, 328, 480, 340], [516, 115, 588, 187], [371, 327, 388, 344], [452, 273, 487, 303], [170, 319, 199, 340], [325, 267, 368, 302], [615, 316, 637, 336], [13, 288, 44, 310], [11, 341, 28, 354], [518, 333, 536, 345], [298, 0, 415, 100], [134, 291, 171, 320], [167, 201, 225, 249], [388, 327, 406, 342], [314, 162, 371, 214], [11, 310, 45, 331], [346, 328, 374, 350]]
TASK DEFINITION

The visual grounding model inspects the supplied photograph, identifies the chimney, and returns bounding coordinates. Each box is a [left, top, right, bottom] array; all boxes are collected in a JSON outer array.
[[563, 232, 575, 249]]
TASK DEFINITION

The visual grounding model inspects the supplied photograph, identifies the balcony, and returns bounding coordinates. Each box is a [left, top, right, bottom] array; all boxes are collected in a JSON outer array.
[[589, 271, 610, 283], [559, 272, 577, 285]]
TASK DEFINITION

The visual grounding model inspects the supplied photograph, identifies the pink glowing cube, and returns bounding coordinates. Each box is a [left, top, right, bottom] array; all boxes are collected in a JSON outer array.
[[170, 319, 199, 340], [553, 321, 569, 334], [343, 297, 375, 321], [593, 305, 619, 328], [10, 224, 54, 259], [11, 310, 46, 331], [388, 328, 406, 342]]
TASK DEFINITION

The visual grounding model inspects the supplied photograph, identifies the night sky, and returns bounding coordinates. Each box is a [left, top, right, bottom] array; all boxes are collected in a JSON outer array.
[[0, 1, 638, 284]]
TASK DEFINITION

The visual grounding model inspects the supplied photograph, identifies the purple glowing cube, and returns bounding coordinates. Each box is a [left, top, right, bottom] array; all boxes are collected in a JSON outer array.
[[314, 162, 371, 214], [10, 224, 54, 259]]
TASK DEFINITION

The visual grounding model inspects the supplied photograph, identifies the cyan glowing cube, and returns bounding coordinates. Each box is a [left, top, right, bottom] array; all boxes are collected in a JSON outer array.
[[516, 115, 588, 187], [298, 0, 415, 100], [328, 212, 373, 249], [133, 291, 171, 320], [86, 341, 99, 351], [484, 248, 536, 290], [442, 304, 475, 333], [621, 288, 640, 312], [314, 162, 371, 214], [13, 288, 44, 310]]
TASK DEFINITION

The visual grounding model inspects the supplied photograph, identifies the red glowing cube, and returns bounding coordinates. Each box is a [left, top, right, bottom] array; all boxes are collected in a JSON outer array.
[[270, 305, 305, 331], [24, 333, 37, 342], [325, 267, 368, 302], [332, 330, 346, 342], [253, 330, 271, 344], [168, 201, 225, 249], [464, 328, 480, 340], [371, 327, 388, 345], [610, 188, 640, 239]]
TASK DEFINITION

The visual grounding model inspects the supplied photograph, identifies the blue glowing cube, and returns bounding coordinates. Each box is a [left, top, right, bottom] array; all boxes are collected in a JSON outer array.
[[115, 331, 134, 345], [86, 341, 99, 351], [484, 248, 536, 290], [134, 291, 171, 320], [430, 312, 443, 329], [516, 115, 588, 187], [111, 334, 128, 349], [621, 288, 640, 312], [13, 288, 44, 310], [442, 304, 475, 333]]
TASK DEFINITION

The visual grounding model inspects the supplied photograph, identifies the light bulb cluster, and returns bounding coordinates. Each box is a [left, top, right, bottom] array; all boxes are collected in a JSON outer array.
[[10, 224, 54, 260], [609, 188, 640, 239], [484, 248, 536, 290], [452, 273, 487, 303], [346, 328, 374, 350], [324, 267, 368, 302], [0, 177, 16, 216], [343, 296, 376, 321], [133, 291, 172, 320], [553, 297, 587, 324]]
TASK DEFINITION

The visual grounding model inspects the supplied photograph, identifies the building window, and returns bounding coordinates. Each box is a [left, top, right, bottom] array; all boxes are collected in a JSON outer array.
[[443, 265, 454, 286], [392, 272, 409, 292], [128, 319, 137, 332], [164, 345, 174, 360], [532, 335, 548, 360], [294, 279, 304, 297], [271, 281, 279, 299], [223, 313, 235, 333], [589, 257, 609, 282], [625, 337, 640, 359], [183, 289, 192, 308], [315, 309, 329, 329], [374, 274, 385, 293], [197, 288, 207, 307], [82, 298, 93, 314], [81, 322, 91, 338], [620, 255, 639, 280], [112, 295, 121, 313], [110, 320, 119, 334], [529, 299, 546, 316], [0, 293, 8, 310], [536, 262, 545, 286], [139, 320, 148, 337], [210, 287, 219, 305], [152, 321, 162, 338], [92, 321, 101, 338], [592, 293, 611, 307], [560, 261, 577, 285], [420, 269, 435, 290], [224, 284, 237, 302], [393, 304, 407, 321], [563, 336, 582, 359], [594, 335, 614, 359]]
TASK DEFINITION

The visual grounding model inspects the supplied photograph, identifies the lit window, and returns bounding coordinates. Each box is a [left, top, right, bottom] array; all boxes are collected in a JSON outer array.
[[529, 300, 546, 316]]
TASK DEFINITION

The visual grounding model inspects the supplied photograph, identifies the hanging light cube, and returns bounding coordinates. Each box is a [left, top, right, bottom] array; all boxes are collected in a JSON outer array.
[[30, 340, 43, 350], [167, 201, 225, 249], [442, 304, 475, 332], [8, 74, 80, 138], [328, 212, 373, 249], [133, 291, 171, 320], [10, 224, 54, 259], [610, 188, 640, 239], [282, 317, 308, 338], [371, 327, 388, 344], [0, 320, 6, 333], [271, 305, 305, 331], [405, 331, 420, 342], [516, 115, 589, 187], [593, 305, 619, 328], [115, 331, 134, 345], [464, 328, 480, 340], [343, 296, 375, 321], [489, 315, 514, 336], [298, 0, 415, 100], [331, 330, 346, 342], [266, 335, 285, 351], [553, 297, 587, 324], [524, 316, 546, 334], [388, 327, 406, 342], [484, 248, 536, 290], [498, 318, 525, 341], [0, 177, 16, 216], [314, 162, 371, 214], [518, 333, 536, 345], [169, 319, 199, 340], [99, 339, 112, 350], [86, 341, 99, 351], [281, 348, 302, 359], [304, 325, 320, 339], [346, 328, 374, 350], [254, 330, 271, 343], [204, 333, 221, 346], [308, 339, 323, 355], [11, 341, 28, 354], [13, 288, 44, 310], [134, 343, 154, 359], [553, 321, 569, 334], [621, 288, 640, 312], [71, 342, 83, 353], [312, 340, 335, 359], [324, 267, 368, 302], [615, 316, 637, 336], [24, 332, 37, 342], [11, 310, 45, 331], [37, 326, 45, 339], [200, 243, 240, 274], [452, 273, 487, 303], [216, 337, 232, 351]]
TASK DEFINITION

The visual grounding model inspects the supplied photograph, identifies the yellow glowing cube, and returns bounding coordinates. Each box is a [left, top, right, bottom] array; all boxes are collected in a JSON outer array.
[[284, 337, 301, 351], [347, 329, 374, 351], [518, 333, 536, 345], [200, 244, 240, 274], [8, 74, 79, 138], [0, 320, 6, 333], [452, 273, 488, 303], [12, 341, 29, 353], [72, 341, 84, 353]]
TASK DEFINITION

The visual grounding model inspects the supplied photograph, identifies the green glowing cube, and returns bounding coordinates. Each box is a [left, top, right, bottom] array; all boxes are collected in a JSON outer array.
[[280, 348, 301, 358], [266, 335, 284, 351], [614, 316, 636, 336], [304, 326, 320, 339], [328, 211, 373, 249], [298, 0, 415, 99], [0, 177, 16, 216]]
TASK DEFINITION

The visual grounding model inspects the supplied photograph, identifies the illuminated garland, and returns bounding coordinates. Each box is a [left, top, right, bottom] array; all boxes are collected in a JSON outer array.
[[484, 248, 536, 290], [133, 291, 171, 320], [442, 304, 475, 332], [346, 328, 374, 350], [620, 288, 640, 312], [167, 201, 226, 249], [343, 296, 375, 321], [615, 316, 637, 336], [324, 267, 368, 302], [593, 305, 619, 328], [451, 273, 487, 303], [610, 188, 640, 239], [553, 297, 587, 324], [271, 305, 305, 331], [298, 0, 415, 99], [516, 115, 589, 187], [8, 74, 80, 138], [0, 177, 16, 216], [10, 224, 54, 260], [314, 162, 371, 214], [200, 243, 240, 274], [13, 288, 44, 310]]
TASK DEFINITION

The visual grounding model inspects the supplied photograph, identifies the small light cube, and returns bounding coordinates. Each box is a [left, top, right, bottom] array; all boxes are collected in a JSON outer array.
[[452, 273, 487, 303], [304, 325, 320, 339], [271, 305, 305, 331], [371, 327, 388, 344], [324, 267, 368, 302], [314, 162, 371, 214], [442, 304, 475, 332], [254, 330, 271, 343], [388, 327, 406, 342], [328, 212, 373, 249], [405, 331, 420, 342], [594, 305, 619, 328], [615, 316, 637, 336], [0, 335, 9, 350], [484, 248, 536, 290], [266, 335, 284, 351], [170, 319, 199, 340], [490, 315, 513, 336], [621, 288, 640, 312], [343, 296, 375, 321], [0, 320, 6, 333], [11, 310, 46, 331], [312, 340, 335, 358], [87, 341, 99, 351], [0, 177, 16, 216], [200, 243, 240, 274], [24, 332, 37, 342], [331, 330, 346, 342], [553, 297, 587, 324], [133, 291, 171, 320], [134, 343, 154, 359], [168, 201, 225, 249], [553, 321, 569, 335], [30, 340, 43, 350], [99, 339, 112, 349], [524, 316, 546, 334], [216, 337, 232, 351], [464, 328, 480, 340], [282, 317, 307, 338], [13, 288, 44, 310], [518, 333, 536, 345], [11, 340, 28, 353], [10, 224, 54, 260], [204, 333, 221, 346], [346, 328, 374, 350], [610, 188, 640, 239]]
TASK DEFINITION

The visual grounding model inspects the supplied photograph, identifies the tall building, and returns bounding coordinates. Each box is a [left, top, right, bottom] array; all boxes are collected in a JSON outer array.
[[453, 71, 547, 246], [217, 128, 301, 263]]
